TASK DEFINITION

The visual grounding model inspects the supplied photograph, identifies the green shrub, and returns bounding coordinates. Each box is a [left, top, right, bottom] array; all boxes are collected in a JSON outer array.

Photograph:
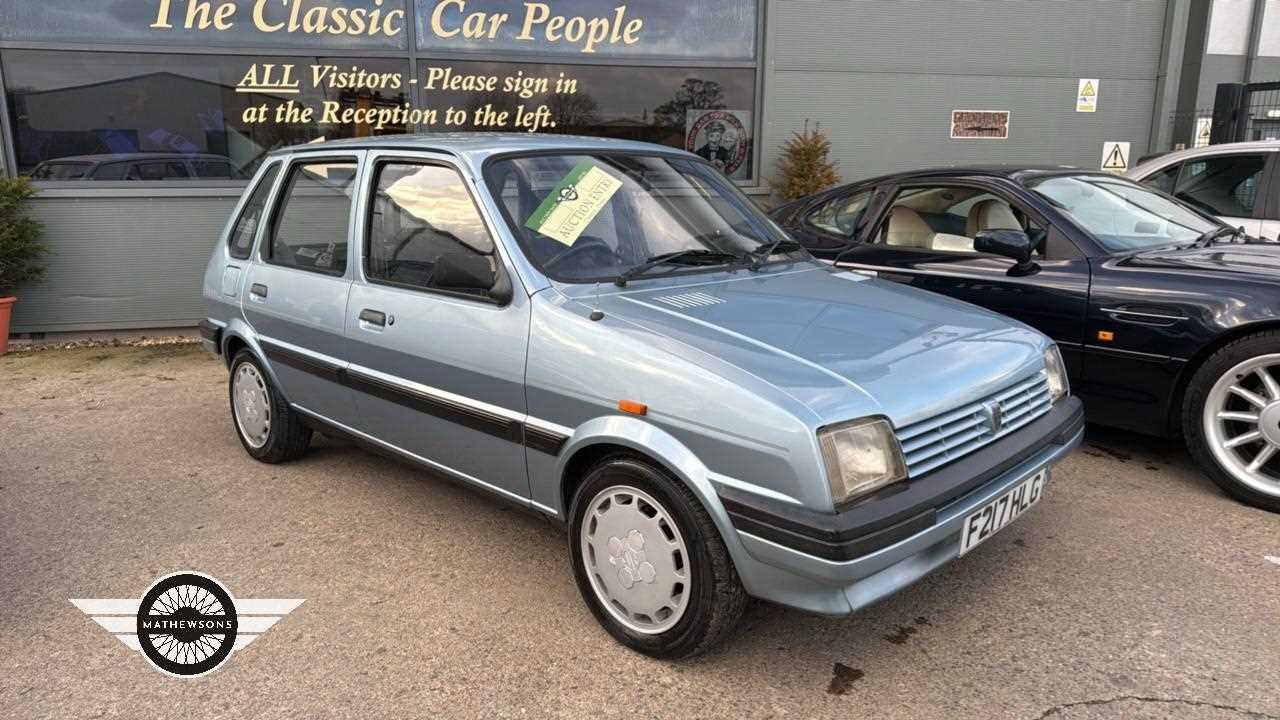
[[770, 121, 841, 201], [0, 176, 46, 296]]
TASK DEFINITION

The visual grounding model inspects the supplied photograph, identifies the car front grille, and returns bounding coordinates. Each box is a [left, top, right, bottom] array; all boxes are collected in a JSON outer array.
[[895, 372, 1052, 478]]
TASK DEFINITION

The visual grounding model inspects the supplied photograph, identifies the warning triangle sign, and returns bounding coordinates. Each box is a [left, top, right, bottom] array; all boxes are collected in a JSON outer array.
[[1101, 142, 1130, 173], [1103, 145, 1126, 169], [1081, 81, 1096, 97]]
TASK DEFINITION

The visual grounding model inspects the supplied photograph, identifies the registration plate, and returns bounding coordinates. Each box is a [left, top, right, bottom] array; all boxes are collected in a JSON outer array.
[[958, 469, 1047, 556]]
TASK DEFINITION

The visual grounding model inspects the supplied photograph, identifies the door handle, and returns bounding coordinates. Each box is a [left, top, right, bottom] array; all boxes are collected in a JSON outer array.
[[250, 283, 268, 299], [359, 309, 387, 327]]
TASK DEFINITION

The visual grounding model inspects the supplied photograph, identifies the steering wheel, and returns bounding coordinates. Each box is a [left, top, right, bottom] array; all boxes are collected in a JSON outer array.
[[541, 236, 617, 272]]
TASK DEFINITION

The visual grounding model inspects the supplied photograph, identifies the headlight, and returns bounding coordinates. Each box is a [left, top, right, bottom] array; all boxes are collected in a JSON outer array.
[[1044, 345, 1069, 403], [818, 417, 907, 506]]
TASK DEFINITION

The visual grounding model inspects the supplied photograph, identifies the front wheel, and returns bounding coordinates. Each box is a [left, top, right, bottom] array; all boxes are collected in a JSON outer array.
[[1184, 332, 1280, 512], [568, 455, 746, 658]]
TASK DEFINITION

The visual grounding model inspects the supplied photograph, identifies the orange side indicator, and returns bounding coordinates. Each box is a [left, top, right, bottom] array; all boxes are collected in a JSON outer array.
[[618, 400, 648, 416], [1098, 330, 1115, 342]]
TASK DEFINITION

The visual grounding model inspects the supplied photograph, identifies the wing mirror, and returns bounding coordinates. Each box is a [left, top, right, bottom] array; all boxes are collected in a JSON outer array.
[[974, 229, 1039, 276], [434, 253, 512, 304]]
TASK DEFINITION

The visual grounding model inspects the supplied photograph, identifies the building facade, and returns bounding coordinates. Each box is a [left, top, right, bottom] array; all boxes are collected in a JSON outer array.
[[0, 0, 1263, 334]]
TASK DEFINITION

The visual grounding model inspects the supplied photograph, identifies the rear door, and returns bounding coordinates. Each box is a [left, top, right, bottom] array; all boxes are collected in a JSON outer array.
[[344, 151, 531, 501], [834, 179, 1091, 382], [242, 153, 364, 425]]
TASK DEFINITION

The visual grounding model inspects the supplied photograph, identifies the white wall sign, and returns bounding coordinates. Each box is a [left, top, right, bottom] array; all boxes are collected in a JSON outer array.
[[1101, 141, 1130, 173], [1076, 79, 1099, 112]]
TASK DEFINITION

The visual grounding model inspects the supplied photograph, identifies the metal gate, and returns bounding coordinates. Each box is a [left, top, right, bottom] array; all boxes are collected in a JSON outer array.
[[1210, 81, 1280, 144]]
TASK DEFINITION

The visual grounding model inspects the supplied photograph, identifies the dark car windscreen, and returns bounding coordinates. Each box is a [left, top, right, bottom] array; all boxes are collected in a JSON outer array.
[[1030, 174, 1220, 252]]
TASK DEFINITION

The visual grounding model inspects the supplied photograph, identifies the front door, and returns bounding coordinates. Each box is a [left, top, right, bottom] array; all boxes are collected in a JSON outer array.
[[344, 154, 531, 501], [241, 154, 364, 425], [835, 181, 1091, 382]]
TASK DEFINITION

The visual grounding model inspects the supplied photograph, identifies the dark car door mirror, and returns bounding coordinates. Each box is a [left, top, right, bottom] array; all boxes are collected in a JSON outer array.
[[433, 252, 511, 303], [974, 229, 1039, 276]]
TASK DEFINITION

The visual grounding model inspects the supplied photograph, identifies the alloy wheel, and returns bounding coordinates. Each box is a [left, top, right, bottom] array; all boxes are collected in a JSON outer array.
[[1203, 353, 1280, 498]]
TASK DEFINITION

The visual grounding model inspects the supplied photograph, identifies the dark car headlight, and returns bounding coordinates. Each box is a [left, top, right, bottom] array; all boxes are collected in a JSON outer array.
[[1045, 345, 1069, 403]]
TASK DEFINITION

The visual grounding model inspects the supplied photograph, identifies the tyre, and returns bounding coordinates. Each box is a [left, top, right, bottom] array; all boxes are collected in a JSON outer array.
[[1183, 331, 1280, 513], [228, 349, 312, 464], [568, 454, 746, 659]]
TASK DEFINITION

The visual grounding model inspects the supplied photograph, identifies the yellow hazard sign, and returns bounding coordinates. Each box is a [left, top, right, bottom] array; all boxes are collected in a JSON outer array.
[[1077, 78, 1099, 113]]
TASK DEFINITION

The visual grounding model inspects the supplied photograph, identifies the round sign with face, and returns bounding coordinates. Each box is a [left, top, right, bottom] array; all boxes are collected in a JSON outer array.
[[686, 110, 749, 177]]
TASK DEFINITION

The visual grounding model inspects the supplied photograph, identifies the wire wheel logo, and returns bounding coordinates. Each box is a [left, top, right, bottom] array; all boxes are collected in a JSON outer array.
[[136, 573, 238, 677]]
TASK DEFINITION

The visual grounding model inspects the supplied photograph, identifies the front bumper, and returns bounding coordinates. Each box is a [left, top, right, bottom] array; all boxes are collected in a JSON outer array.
[[720, 396, 1084, 616]]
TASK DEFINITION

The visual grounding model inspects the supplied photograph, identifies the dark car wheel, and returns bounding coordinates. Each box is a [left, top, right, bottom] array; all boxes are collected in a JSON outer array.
[[568, 454, 746, 658], [1184, 331, 1280, 513], [228, 349, 312, 464]]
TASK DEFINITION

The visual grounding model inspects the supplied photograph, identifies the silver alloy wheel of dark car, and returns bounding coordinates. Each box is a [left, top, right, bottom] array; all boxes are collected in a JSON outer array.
[[1202, 353, 1280, 500]]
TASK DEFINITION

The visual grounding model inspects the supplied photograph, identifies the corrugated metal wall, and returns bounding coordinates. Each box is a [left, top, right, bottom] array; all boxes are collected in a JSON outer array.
[[10, 192, 238, 333], [762, 0, 1171, 180]]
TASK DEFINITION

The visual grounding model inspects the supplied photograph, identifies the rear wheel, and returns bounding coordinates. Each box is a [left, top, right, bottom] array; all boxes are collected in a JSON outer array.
[[1184, 332, 1280, 512], [568, 455, 746, 658], [229, 350, 312, 464]]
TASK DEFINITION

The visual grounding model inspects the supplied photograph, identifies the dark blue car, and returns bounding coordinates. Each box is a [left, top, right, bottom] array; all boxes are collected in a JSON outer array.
[[773, 166, 1280, 513]]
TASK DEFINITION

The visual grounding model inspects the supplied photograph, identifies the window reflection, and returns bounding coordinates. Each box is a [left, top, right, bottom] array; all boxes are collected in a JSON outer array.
[[4, 50, 409, 180]]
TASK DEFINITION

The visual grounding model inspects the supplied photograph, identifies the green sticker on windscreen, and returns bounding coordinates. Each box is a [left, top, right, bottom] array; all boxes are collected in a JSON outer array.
[[524, 161, 623, 247]]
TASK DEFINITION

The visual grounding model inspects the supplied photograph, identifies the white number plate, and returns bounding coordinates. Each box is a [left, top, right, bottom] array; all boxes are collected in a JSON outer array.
[[958, 469, 1047, 557]]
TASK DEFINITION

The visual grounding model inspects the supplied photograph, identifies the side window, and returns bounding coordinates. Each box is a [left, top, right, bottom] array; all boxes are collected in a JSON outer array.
[[269, 160, 358, 274], [228, 163, 280, 261], [877, 186, 1042, 257], [1174, 154, 1267, 217], [1142, 163, 1181, 194], [367, 162, 497, 296], [807, 190, 873, 237]]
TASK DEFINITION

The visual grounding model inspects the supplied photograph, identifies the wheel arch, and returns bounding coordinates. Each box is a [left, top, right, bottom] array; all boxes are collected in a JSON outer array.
[[1167, 320, 1280, 435], [554, 417, 742, 560]]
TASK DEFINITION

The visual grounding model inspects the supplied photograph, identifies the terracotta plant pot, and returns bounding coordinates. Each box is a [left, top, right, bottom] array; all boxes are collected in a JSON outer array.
[[0, 297, 14, 356]]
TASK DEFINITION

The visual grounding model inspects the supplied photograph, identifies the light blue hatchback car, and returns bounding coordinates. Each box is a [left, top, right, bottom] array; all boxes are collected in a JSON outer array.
[[201, 134, 1084, 658]]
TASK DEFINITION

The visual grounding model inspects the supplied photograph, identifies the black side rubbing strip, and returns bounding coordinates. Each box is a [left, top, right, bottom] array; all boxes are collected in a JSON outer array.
[[259, 341, 571, 456], [260, 339, 344, 384], [344, 369, 523, 444], [524, 425, 570, 456]]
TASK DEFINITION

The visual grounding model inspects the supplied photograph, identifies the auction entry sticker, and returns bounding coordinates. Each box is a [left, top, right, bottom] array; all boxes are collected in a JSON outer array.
[[525, 161, 623, 246]]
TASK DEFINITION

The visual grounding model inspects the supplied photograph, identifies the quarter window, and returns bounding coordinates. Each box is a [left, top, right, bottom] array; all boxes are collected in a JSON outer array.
[[807, 190, 873, 238], [269, 161, 358, 274], [367, 163, 496, 296], [228, 164, 281, 261]]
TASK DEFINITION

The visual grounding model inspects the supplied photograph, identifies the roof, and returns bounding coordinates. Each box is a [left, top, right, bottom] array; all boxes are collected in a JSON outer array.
[[1127, 140, 1280, 175], [844, 164, 1109, 188], [270, 132, 698, 166]]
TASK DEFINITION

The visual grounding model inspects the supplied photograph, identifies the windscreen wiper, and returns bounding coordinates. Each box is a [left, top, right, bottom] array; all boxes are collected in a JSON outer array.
[[614, 249, 744, 287], [749, 238, 805, 271], [1190, 226, 1243, 248]]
